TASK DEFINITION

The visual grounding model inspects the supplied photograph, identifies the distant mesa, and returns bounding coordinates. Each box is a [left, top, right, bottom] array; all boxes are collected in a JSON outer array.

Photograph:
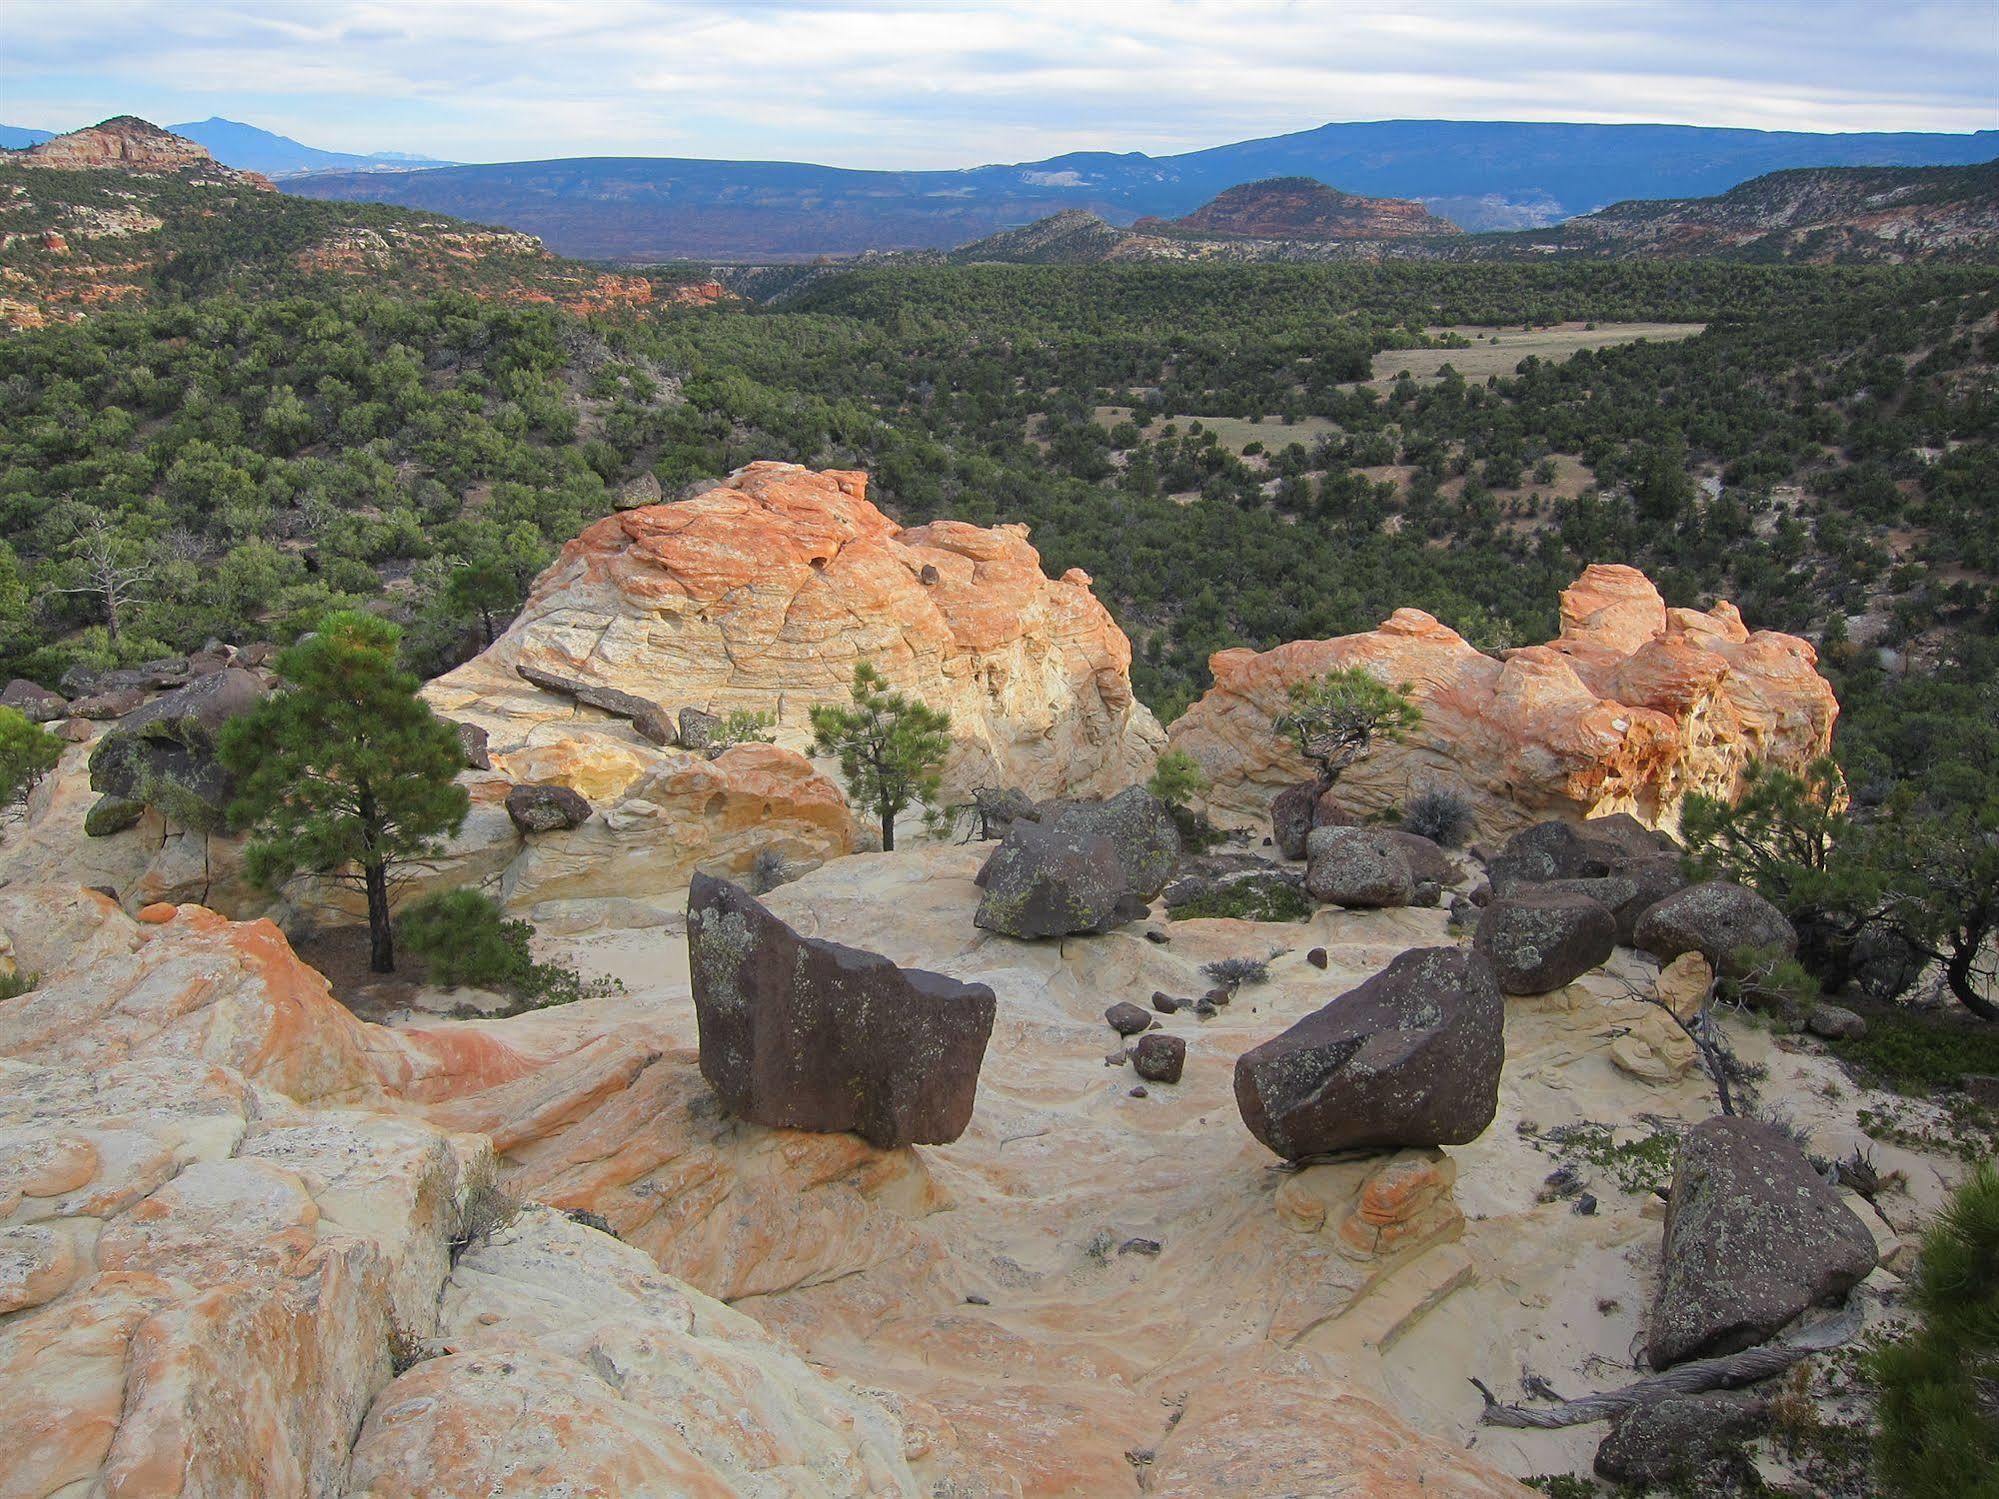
[[13, 116, 275, 191], [1132, 176, 1460, 241]]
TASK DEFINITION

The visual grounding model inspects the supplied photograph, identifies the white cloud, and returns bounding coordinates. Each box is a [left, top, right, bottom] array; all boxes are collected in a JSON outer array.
[[2, 0, 1992, 164]]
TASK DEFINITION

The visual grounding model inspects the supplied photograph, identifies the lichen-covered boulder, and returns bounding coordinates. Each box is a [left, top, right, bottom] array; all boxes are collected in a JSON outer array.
[[1271, 780, 1320, 860], [82, 794, 145, 838], [1647, 1116, 1877, 1368], [86, 667, 266, 830], [1488, 820, 1613, 891], [1234, 947, 1504, 1159], [688, 874, 996, 1148], [1473, 889, 1617, 994], [0, 679, 66, 722], [1303, 826, 1414, 908], [1032, 786, 1180, 901], [504, 782, 592, 834], [1594, 1392, 1769, 1488], [1635, 881, 1797, 976], [1131, 1032, 1185, 1084], [974, 821, 1148, 938]]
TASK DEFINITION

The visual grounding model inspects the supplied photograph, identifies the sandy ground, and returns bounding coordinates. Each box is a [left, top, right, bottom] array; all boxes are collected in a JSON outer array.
[[462, 840, 1975, 1490]]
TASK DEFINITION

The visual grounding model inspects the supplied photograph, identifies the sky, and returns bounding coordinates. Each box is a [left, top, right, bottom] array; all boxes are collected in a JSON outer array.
[[3, 0, 1995, 168]]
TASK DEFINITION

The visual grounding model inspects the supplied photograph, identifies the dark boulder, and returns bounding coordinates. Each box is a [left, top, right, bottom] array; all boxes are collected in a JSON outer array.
[[87, 667, 267, 830], [505, 783, 591, 834], [83, 794, 145, 838], [0, 679, 66, 722], [968, 786, 1037, 840], [1647, 1116, 1877, 1368], [1594, 1392, 1768, 1488], [71, 688, 148, 720], [1303, 826, 1414, 908], [1805, 1003, 1867, 1041], [1580, 812, 1677, 861], [677, 707, 722, 754], [1233, 947, 1505, 1159], [1487, 820, 1612, 892], [453, 720, 492, 771], [1306, 947, 1328, 970], [1634, 881, 1797, 976], [1378, 829, 1460, 886], [1270, 780, 1319, 861], [1105, 1001, 1153, 1036], [1473, 889, 1617, 994], [1131, 1032, 1185, 1084], [515, 664, 676, 746], [687, 874, 995, 1148], [974, 820, 1148, 938], [1032, 786, 1180, 901], [1599, 853, 1693, 944]]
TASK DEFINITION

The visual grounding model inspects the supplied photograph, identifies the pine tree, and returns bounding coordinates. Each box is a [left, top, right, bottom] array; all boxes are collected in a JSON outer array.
[[810, 662, 951, 852], [220, 612, 469, 973]]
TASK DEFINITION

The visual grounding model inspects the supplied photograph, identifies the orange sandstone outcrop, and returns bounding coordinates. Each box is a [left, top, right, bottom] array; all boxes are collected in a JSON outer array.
[[426, 461, 1164, 801], [1168, 563, 1836, 836]]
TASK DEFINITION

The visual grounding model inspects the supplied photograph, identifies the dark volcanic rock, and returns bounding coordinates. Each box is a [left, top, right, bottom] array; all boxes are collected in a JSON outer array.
[[70, 688, 148, 720], [1233, 946, 1504, 1159], [1634, 880, 1797, 976], [1271, 780, 1320, 861], [87, 667, 267, 829], [1647, 1116, 1877, 1368], [687, 873, 996, 1148], [453, 720, 492, 771], [505, 782, 591, 834], [974, 820, 1148, 938], [1033, 786, 1180, 900], [1488, 820, 1612, 892], [1303, 826, 1415, 908], [1106, 1001, 1153, 1036], [1473, 889, 1617, 994], [1131, 1032, 1186, 1084], [1378, 830, 1459, 885], [0, 679, 67, 722], [516, 663, 676, 745], [1594, 1392, 1769, 1488]]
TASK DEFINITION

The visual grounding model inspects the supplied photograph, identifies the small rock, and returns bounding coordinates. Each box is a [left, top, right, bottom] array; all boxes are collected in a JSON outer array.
[[1103, 1048, 1130, 1066], [677, 706, 722, 753], [1805, 1003, 1867, 1041], [965, 1293, 990, 1306], [83, 794, 145, 838], [1106, 1001, 1152, 1036], [1304, 825, 1415, 908], [1204, 986, 1232, 1007], [1117, 1237, 1162, 1257], [1574, 1193, 1598, 1216], [1128, 1085, 1148, 1099], [1193, 1001, 1217, 1020], [1150, 991, 1183, 1014], [453, 720, 492, 771], [1131, 1032, 1185, 1084], [1144, 928, 1169, 944], [1306, 947, 1328, 969]]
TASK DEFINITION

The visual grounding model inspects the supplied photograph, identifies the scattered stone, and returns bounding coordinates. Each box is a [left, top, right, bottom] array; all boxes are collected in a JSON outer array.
[[1634, 881, 1797, 976], [687, 873, 997, 1148], [1193, 1001, 1217, 1020], [505, 782, 592, 834], [0, 679, 66, 722], [974, 820, 1147, 938], [918, 563, 941, 586], [1131, 1033, 1186, 1084], [1472, 889, 1617, 994], [1106, 1002, 1152, 1036], [1128, 1085, 1148, 1099], [453, 720, 492, 771], [1104, 1048, 1130, 1066], [1144, 928, 1169, 944], [54, 717, 93, 743], [1574, 1193, 1598, 1216], [1805, 1003, 1867, 1041], [1594, 1392, 1769, 1489], [1150, 991, 1183, 1013], [1647, 1116, 1878, 1368], [1410, 879, 1442, 908], [1303, 826, 1415, 908], [82, 794, 145, 838], [1234, 947, 1505, 1159], [1203, 986, 1232, 1007], [1117, 1238, 1162, 1257], [614, 470, 663, 510], [1306, 947, 1328, 969], [965, 1293, 991, 1306]]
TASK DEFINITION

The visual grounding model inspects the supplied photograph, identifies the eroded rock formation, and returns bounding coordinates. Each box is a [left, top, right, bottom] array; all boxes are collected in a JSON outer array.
[[1168, 564, 1837, 838], [20, 116, 274, 189], [424, 461, 1164, 802]]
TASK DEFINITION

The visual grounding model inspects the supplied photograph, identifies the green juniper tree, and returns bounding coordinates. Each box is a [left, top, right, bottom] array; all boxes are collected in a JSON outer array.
[[1275, 666, 1422, 798], [810, 661, 951, 853], [220, 612, 469, 973], [0, 706, 63, 824]]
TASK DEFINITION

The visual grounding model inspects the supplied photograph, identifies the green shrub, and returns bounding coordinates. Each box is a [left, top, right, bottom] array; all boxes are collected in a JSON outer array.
[[0, 968, 37, 1001], [1833, 1009, 1999, 1094], [1870, 1161, 1999, 1497], [0, 706, 62, 812], [396, 887, 615, 1008], [1170, 878, 1311, 923], [1147, 749, 1207, 810], [1398, 786, 1476, 848]]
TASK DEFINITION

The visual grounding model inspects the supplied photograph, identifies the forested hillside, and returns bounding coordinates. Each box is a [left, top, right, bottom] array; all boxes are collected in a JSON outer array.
[[0, 249, 1993, 798]]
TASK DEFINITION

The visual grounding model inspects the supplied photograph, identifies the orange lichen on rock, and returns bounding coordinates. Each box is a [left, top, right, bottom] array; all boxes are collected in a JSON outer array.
[[1168, 562, 1836, 836]]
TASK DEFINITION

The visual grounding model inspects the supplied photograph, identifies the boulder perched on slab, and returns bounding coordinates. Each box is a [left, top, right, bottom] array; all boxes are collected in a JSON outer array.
[[1473, 889, 1617, 994], [688, 874, 996, 1148], [974, 820, 1148, 938], [505, 782, 592, 834], [1303, 826, 1415, 908], [1647, 1116, 1878, 1368], [86, 667, 266, 829], [1634, 880, 1797, 976], [1032, 786, 1180, 901], [1234, 947, 1504, 1159]]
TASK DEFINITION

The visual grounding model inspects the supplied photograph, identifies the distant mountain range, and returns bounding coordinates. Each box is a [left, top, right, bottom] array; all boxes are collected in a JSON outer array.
[[284, 119, 1999, 261], [949, 162, 1999, 268], [0, 117, 451, 176]]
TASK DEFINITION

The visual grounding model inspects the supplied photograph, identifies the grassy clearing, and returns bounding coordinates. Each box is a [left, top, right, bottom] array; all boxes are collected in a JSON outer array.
[[1367, 320, 1705, 384]]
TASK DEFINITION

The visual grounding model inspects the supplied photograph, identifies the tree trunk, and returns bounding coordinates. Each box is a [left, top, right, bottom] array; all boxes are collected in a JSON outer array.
[[880, 803, 896, 853], [1945, 940, 1997, 1021], [364, 860, 395, 974]]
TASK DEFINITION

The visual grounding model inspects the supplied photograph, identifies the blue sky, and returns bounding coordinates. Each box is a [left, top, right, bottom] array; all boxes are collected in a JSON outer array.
[[3, 0, 1995, 168]]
